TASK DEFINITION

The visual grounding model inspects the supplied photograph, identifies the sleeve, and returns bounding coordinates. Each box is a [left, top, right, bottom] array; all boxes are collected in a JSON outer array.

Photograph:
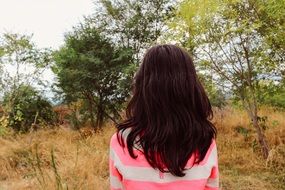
[[205, 140, 219, 190], [109, 134, 123, 190]]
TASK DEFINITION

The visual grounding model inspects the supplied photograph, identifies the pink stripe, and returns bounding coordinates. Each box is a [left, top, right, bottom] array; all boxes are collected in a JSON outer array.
[[110, 133, 219, 190], [111, 134, 151, 167], [109, 159, 122, 180], [205, 187, 219, 190], [110, 188, 122, 190], [111, 133, 217, 168], [192, 140, 216, 166], [210, 166, 218, 178], [123, 179, 208, 190]]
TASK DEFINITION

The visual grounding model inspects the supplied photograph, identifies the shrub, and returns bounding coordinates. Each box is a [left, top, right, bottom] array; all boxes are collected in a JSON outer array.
[[1, 85, 56, 133]]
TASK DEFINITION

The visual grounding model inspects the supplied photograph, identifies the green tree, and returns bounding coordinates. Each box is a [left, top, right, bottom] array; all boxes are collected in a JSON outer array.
[[54, 0, 176, 129], [171, 0, 285, 158], [0, 33, 52, 101], [0, 33, 53, 133], [53, 24, 133, 129], [89, 0, 175, 64]]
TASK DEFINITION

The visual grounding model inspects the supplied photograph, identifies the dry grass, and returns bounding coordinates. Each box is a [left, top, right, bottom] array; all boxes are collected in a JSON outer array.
[[0, 107, 284, 190], [0, 127, 115, 190], [214, 107, 285, 190]]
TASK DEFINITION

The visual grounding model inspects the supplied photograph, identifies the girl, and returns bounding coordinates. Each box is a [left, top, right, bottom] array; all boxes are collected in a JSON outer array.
[[109, 45, 218, 190]]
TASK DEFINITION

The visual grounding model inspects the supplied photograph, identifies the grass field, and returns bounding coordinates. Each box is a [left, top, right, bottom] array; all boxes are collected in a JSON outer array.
[[0, 107, 284, 190]]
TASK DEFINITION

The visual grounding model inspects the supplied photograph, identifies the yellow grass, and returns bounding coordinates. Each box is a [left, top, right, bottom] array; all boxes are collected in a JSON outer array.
[[0, 107, 284, 190]]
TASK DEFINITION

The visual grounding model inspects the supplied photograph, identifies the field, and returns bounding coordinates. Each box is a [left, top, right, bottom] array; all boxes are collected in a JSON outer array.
[[0, 107, 284, 190]]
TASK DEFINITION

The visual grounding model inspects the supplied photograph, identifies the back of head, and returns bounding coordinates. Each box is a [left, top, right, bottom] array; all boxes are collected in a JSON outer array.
[[117, 44, 216, 177]]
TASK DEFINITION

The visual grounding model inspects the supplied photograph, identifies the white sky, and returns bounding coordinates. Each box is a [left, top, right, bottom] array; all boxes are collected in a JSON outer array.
[[0, 0, 95, 49], [0, 0, 95, 101]]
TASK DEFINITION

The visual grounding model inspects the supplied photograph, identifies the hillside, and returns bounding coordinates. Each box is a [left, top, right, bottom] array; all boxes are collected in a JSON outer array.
[[0, 107, 284, 190]]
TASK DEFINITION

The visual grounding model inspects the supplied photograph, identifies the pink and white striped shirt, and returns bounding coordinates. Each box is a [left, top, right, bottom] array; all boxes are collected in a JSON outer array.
[[109, 129, 219, 190]]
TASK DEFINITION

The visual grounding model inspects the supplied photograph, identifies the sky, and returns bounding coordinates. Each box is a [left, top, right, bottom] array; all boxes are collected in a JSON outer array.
[[0, 0, 95, 49], [0, 0, 95, 101]]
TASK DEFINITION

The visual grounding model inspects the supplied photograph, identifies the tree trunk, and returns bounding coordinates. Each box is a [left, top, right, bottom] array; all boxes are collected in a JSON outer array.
[[245, 106, 269, 159], [251, 114, 270, 159], [104, 111, 119, 125], [95, 103, 104, 129], [84, 91, 96, 129], [95, 96, 104, 129], [88, 100, 96, 129]]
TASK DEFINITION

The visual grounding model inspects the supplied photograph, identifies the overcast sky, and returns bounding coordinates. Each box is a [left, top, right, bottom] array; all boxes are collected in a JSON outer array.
[[0, 0, 96, 101], [0, 0, 95, 49]]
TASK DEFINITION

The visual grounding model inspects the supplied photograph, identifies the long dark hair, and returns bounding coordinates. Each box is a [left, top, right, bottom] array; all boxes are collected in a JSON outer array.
[[117, 44, 216, 177]]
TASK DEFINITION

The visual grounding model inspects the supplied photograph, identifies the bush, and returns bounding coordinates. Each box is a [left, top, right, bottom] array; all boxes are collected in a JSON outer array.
[[257, 82, 285, 110], [1, 85, 56, 133], [264, 89, 285, 109]]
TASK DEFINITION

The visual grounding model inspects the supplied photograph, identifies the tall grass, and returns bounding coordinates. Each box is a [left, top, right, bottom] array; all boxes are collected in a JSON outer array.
[[0, 107, 284, 190]]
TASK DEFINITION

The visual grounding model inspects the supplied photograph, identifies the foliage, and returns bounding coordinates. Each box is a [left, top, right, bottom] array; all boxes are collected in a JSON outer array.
[[0, 115, 9, 136], [1, 85, 56, 133], [0, 32, 52, 99], [198, 74, 227, 108], [208, 87, 227, 109], [89, 0, 175, 63], [254, 0, 285, 62], [170, 0, 285, 158], [0, 33, 54, 133], [260, 82, 285, 109], [53, 23, 133, 128]]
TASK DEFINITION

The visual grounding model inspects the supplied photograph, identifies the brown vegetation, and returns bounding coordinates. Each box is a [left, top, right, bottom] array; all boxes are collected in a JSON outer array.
[[0, 107, 284, 190], [0, 105, 3, 115], [53, 105, 72, 125]]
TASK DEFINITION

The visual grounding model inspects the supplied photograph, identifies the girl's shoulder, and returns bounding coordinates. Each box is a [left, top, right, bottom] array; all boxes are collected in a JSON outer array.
[[185, 139, 218, 168], [110, 128, 132, 146], [199, 138, 218, 165]]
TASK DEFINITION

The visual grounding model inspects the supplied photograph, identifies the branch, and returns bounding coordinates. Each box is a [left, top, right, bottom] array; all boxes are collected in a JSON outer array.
[[201, 47, 239, 89]]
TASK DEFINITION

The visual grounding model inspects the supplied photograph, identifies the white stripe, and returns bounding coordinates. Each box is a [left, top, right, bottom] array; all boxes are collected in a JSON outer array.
[[121, 128, 132, 141], [124, 164, 211, 182], [120, 128, 142, 150], [110, 145, 115, 159], [207, 144, 218, 166], [110, 174, 124, 189], [206, 177, 219, 188], [110, 147, 217, 183]]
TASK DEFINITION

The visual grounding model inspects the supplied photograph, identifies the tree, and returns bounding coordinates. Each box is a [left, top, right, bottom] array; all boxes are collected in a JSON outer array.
[[171, 0, 285, 158], [0, 33, 53, 133], [0, 32, 52, 102], [53, 23, 133, 129], [89, 0, 175, 64], [53, 0, 176, 129], [254, 0, 285, 65]]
